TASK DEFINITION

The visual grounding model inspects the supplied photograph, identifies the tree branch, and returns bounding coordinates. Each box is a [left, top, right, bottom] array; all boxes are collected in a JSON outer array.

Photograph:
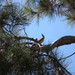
[[50, 36, 75, 50], [59, 52, 75, 61], [18, 36, 75, 53], [15, 34, 45, 43], [37, 54, 72, 75]]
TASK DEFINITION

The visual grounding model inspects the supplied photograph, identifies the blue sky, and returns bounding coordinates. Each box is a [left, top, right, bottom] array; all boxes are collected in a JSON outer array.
[[13, 0, 75, 74]]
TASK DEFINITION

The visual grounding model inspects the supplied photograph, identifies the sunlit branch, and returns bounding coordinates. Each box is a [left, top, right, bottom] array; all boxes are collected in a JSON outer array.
[[50, 36, 75, 51]]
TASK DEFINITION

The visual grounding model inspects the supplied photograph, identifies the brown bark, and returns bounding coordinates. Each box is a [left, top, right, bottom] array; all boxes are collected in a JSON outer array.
[[18, 36, 75, 52], [39, 36, 75, 52], [49, 36, 75, 50]]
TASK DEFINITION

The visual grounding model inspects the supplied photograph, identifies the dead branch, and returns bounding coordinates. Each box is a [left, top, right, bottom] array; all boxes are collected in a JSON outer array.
[[35, 36, 75, 52], [16, 36, 75, 53], [15, 34, 45, 44], [50, 36, 75, 50]]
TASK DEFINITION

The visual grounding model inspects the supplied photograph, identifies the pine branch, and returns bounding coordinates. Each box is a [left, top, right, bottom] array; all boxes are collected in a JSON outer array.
[[38, 54, 72, 75]]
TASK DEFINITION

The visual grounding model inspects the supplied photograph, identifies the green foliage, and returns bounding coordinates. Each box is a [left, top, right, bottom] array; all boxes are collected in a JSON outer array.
[[0, 1, 29, 35], [0, 33, 34, 74], [25, 0, 75, 25], [0, 1, 32, 74]]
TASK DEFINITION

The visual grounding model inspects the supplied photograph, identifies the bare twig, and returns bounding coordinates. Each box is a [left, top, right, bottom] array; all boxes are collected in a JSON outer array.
[[59, 52, 75, 61]]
